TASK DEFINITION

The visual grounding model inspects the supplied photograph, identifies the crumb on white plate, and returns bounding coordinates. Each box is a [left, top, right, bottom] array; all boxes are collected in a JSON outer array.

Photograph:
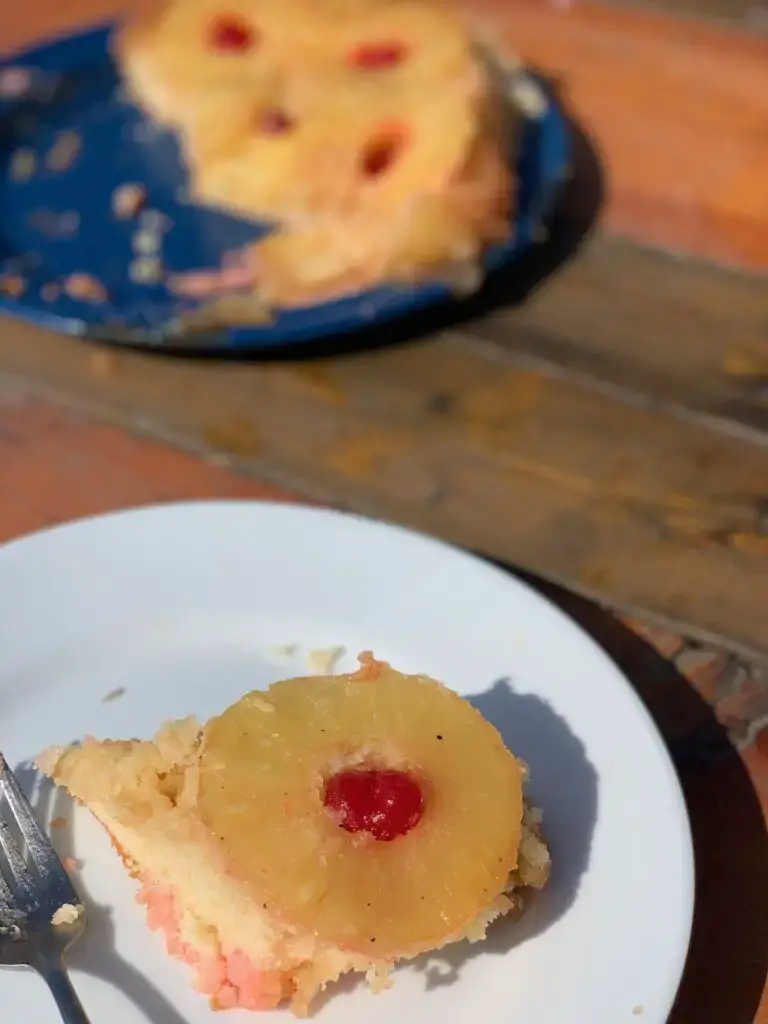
[[633, 1007, 644, 1017], [49, 816, 67, 829], [307, 646, 346, 675], [102, 686, 126, 703], [51, 902, 83, 927]]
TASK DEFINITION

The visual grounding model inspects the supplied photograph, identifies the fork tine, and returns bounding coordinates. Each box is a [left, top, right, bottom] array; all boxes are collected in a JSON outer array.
[[0, 864, 14, 915], [0, 753, 79, 905], [0, 817, 36, 905]]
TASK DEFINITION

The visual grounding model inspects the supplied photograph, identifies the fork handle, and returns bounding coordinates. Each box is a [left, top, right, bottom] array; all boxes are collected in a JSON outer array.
[[38, 960, 92, 1024]]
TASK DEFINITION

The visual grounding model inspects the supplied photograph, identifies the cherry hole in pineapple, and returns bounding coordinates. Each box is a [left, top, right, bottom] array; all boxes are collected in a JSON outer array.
[[209, 15, 259, 52], [258, 108, 295, 134], [349, 41, 409, 70], [324, 769, 424, 841], [360, 126, 408, 178]]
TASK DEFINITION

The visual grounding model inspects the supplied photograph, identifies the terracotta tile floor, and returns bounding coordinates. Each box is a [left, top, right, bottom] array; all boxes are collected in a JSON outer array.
[[2, 394, 767, 1023]]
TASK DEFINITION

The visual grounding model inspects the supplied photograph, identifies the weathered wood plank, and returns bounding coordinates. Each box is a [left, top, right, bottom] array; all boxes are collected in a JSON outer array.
[[477, 238, 768, 442], [0, 234, 766, 658], [474, 0, 768, 270], [609, 0, 766, 30], [1, 0, 766, 658]]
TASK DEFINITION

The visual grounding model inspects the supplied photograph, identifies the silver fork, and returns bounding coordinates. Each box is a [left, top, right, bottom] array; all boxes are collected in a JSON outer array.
[[0, 752, 91, 1022]]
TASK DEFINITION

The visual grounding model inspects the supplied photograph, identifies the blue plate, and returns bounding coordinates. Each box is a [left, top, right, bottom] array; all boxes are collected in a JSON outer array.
[[0, 24, 571, 353]]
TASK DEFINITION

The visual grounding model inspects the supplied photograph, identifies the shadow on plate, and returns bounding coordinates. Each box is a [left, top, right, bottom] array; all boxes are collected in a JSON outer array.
[[103, 78, 604, 362], [509, 573, 768, 1024], [14, 762, 190, 1024], [412, 675, 598, 991], [300, 674, 599, 1009]]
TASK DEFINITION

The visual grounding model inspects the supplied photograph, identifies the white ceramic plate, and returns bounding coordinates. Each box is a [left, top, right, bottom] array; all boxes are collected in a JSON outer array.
[[0, 501, 693, 1024]]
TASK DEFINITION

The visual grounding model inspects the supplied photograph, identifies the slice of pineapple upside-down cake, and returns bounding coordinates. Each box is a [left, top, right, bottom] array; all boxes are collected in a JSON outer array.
[[37, 654, 550, 1016]]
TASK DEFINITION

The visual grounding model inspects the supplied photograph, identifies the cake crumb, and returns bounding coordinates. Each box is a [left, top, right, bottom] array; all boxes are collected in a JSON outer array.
[[0, 274, 26, 298], [632, 1008, 644, 1017], [271, 643, 299, 660], [0, 67, 32, 98], [307, 646, 346, 675], [139, 209, 171, 234], [112, 182, 146, 219], [51, 902, 83, 927], [131, 228, 162, 256], [173, 291, 273, 331], [63, 858, 79, 872], [129, 256, 163, 284], [365, 964, 393, 993], [46, 131, 81, 172], [49, 816, 67, 829], [9, 147, 36, 182], [64, 273, 108, 304], [102, 686, 126, 703]]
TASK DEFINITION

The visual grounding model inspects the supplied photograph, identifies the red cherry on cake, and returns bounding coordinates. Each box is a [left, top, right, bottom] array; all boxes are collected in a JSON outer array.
[[324, 769, 424, 841], [209, 15, 258, 52], [361, 125, 409, 178], [349, 41, 408, 70]]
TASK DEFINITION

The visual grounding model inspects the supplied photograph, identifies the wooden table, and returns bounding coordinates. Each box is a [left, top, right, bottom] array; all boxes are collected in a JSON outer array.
[[1, 393, 767, 1023], [0, 1, 767, 1015], [1, 0, 767, 662]]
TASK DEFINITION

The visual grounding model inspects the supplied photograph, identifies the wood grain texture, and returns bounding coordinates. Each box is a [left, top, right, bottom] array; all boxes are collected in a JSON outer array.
[[477, 238, 768, 441], [0, 384, 298, 541], [1, 0, 767, 268], [0, 2, 766, 651], [473, 0, 768, 270], [0, 229, 766, 659], [610, 0, 768, 27], [1, 387, 767, 1023]]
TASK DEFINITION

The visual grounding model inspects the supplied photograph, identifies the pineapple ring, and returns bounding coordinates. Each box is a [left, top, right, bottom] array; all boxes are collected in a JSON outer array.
[[197, 656, 523, 958], [116, 0, 495, 223]]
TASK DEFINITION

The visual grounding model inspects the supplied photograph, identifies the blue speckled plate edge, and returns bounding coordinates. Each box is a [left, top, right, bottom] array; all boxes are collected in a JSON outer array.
[[0, 23, 571, 354]]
